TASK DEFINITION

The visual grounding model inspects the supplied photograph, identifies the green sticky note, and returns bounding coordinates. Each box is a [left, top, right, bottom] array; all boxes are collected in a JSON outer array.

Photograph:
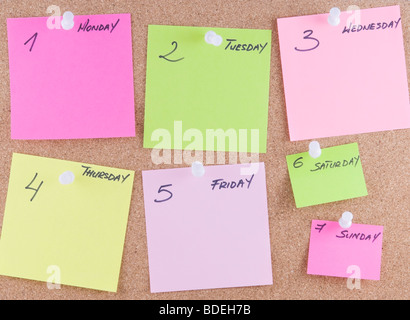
[[286, 143, 368, 208], [144, 25, 272, 153]]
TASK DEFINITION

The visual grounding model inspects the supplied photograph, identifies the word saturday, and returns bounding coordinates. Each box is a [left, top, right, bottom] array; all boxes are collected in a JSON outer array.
[[310, 156, 360, 172]]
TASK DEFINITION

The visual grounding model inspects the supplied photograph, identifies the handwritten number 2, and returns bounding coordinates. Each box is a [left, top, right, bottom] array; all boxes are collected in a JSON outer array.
[[24, 32, 38, 52], [295, 30, 319, 52], [25, 173, 43, 202], [159, 41, 184, 62], [154, 184, 173, 203]]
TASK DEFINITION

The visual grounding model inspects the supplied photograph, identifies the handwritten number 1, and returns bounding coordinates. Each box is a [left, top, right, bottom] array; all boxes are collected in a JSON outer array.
[[159, 41, 184, 62], [24, 32, 38, 52], [295, 30, 319, 52], [25, 173, 43, 202]]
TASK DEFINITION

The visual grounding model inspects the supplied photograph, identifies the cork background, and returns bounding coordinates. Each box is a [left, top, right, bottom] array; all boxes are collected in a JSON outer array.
[[0, 0, 408, 300]]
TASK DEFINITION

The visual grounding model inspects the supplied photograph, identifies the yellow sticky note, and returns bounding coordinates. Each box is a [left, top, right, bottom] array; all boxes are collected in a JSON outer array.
[[0, 153, 134, 292]]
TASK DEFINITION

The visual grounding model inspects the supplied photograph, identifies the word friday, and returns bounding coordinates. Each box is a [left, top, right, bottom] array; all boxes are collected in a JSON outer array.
[[211, 174, 255, 190], [342, 18, 401, 34], [77, 18, 120, 33], [81, 165, 130, 183], [224, 39, 268, 54], [310, 156, 360, 172]]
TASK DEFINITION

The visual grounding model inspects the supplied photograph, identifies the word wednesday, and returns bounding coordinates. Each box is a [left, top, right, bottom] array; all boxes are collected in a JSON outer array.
[[310, 156, 360, 172], [225, 39, 268, 54], [342, 17, 401, 34], [211, 174, 255, 190], [81, 165, 130, 183], [77, 18, 120, 33]]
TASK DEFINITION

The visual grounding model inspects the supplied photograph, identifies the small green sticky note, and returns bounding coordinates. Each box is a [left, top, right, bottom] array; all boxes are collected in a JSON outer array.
[[286, 143, 368, 208], [144, 25, 272, 153]]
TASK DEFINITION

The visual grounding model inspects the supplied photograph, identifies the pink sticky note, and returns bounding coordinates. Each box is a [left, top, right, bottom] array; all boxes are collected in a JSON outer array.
[[142, 163, 272, 293], [7, 14, 135, 140], [277, 6, 410, 141], [308, 220, 383, 280]]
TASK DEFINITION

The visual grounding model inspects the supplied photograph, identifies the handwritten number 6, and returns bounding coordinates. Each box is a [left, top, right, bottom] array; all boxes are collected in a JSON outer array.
[[293, 157, 303, 169], [295, 30, 319, 52], [154, 184, 173, 203]]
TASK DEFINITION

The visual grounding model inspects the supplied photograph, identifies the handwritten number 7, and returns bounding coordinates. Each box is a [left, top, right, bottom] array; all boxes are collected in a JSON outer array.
[[25, 173, 43, 202], [24, 32, 38, 52], [154, 184, 173, 203], [295, 30, 319, 52]]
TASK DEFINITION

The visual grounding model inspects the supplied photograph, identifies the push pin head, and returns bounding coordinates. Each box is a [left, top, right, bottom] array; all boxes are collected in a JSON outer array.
[[339, 211, 353, 229], [61, 11, 75, 30], [205, 31, 223, 46], [191, 161, 205, 177], [308, 141, 321, 159], [328, 7, 341, 26], [59, 171, 75, 185]]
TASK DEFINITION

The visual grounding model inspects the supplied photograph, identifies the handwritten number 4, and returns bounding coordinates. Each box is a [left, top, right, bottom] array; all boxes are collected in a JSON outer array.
[[24, 32, 38, 52], [25, 173, 43, 201], [295, 30, 319, 52]]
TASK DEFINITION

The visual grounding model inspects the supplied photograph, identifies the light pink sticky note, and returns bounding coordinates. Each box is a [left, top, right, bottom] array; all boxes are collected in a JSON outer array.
[[277, 5, 409, 141], [7, 14, 135, 140], [142, 163, 272, 293], [308, 220, 383, 280]]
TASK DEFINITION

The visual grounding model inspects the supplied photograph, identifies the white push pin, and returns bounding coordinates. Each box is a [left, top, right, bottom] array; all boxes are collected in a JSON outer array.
[[205, 31, 223, 46], [61, 11, 75, 30], [59, 171, 75, 185], [328, 7, 341, 26], [339, 211, 353, 229], [191, 161, 205, 177], [308, 141, 321, 159]]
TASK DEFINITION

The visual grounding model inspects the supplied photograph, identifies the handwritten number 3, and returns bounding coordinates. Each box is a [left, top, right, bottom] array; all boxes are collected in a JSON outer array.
[[295, 30, 319, 52], [159, 41, 184, 62]]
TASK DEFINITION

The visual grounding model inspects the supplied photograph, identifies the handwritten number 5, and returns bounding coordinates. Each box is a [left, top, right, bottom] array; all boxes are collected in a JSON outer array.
[[25, 173, 43, 201], [159, 41, 184, 62], [154, 184, 173, 203], [24, 32, 38, 52], [295, 30, 319, 52]]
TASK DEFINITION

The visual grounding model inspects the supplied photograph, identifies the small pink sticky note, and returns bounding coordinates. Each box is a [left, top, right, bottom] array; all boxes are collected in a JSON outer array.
[[308, 220, 383, 280], [277, 5, 409, 141], [142, 163, 272, 293], [7, 14, 135, 140]]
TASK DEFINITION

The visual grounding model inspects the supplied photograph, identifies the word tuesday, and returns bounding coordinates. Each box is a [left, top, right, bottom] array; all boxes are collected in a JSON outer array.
[[81, 165, 130, 183], [224, 39, 268, 54], [211, 174, 255, 190], [77, 18, 120, 33]]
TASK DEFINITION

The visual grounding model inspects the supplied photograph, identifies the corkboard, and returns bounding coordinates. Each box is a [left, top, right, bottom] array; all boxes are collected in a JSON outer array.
[[0, 0, 408, 300]]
